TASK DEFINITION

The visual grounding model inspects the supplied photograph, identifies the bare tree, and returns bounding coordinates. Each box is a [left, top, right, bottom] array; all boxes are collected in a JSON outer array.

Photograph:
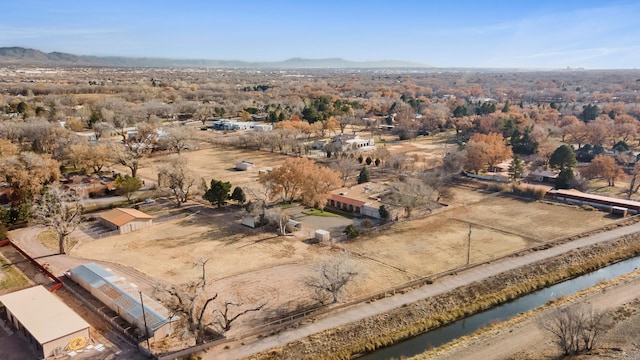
[[331, 158, 360, 186], [159, 258, 218, 345], [387, 177, 437, 218], [213, 301, 265, 333], [162, 127, 193, 155], [93, 122, 113, 141], [627, 162, 640, 199], [304, 251, 360, 305], [115, 123, 157, 178], [34, 186, 84, 254], [539, 305, 605, 356], [157, 258, 265, 345], [158, 155, 196, 207], [264, 207, 289, 235]]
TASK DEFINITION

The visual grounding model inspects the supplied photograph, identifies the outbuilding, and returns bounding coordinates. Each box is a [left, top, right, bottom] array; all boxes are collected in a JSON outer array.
[[99, 208, 153, 234], [235, 161, 254, 171], [0, 285, 90, 358], [68, 263, 177, 339], [285, 220, 302, 232], [315, 229, 330, 242]]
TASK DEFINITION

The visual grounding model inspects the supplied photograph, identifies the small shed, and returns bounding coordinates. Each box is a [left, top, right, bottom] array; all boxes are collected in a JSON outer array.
[[285, 220, 302, 232], [99, 208, 153, 234], [611, 206, 628, 217], [241, 215, 260, 228], [236, 161, 254, 171], [315, 229, 330, 242], [0, 285, 90, 358]]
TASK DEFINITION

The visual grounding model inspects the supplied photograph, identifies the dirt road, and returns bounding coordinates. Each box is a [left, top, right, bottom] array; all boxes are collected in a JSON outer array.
[[7, 227, 157, 294], [427, 271, 640, 360], [204, 221, 640, 360]]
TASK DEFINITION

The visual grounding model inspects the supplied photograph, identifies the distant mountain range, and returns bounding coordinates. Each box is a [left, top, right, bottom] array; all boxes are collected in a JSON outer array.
[[0, 47, 430, 69]]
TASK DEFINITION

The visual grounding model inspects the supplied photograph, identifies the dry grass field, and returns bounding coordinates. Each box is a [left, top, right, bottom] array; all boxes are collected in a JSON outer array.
[[129, 144, 291, 188], [72, 183, 618, 337], [342, 188, 616, 291]]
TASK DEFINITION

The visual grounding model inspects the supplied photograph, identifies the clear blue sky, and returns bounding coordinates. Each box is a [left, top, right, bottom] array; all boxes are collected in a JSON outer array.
[[2, 0, 639, 68]]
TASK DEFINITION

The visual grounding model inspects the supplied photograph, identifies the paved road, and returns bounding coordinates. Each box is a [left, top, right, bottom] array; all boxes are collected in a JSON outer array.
[[204, 221, 640, 360]]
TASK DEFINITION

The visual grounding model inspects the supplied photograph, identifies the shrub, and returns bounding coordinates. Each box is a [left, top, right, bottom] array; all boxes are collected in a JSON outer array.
[[343, 225, 360, 239], [511, 185, 547, 200]]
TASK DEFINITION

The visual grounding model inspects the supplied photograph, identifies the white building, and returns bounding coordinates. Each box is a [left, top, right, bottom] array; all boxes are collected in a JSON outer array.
[[329, 134, 375, 152], [0, 286, 90, 358], [236, 161, 255, 171]]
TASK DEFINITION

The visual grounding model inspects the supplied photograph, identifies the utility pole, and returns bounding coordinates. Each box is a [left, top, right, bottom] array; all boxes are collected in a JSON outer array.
[[139, 291, 151, 354], [467, 224, 472, 265]]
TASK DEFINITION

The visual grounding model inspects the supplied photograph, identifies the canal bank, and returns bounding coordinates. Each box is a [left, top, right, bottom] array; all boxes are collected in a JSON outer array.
[[421, 269, 640, 360], [361, 256, 640, 359], [246, 232, 640, 360]]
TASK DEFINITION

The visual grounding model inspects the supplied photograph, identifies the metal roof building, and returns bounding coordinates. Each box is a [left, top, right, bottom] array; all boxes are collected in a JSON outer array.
[[99, 208, 153, 234], [68, 263, 176, 339], [0, 285, 90, 358]]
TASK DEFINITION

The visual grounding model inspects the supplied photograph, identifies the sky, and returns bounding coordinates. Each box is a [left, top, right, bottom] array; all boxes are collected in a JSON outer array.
[[2, 0, 639, 69]]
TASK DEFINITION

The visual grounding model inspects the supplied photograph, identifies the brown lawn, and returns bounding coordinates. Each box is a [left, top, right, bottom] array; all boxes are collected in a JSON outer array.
[[123, 146, 291, 187], [74, 185, 617, 333], [342, 188, 616, 288]]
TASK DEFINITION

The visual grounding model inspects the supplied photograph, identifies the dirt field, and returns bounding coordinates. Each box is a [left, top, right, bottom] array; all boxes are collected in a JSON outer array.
[[128, 145, 290, 188], [72, 183, 619, 339], [342, 187, 616, 289]]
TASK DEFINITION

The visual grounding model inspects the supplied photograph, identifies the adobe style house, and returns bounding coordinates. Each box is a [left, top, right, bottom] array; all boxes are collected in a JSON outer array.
[[98, 208, 153, 234], [327, 182, 403, 220], [329, 134, 375, 152], [0, 286, 90, 358]]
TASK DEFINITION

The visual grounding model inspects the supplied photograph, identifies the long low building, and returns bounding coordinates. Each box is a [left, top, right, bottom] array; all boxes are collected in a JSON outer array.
[[547, 189, 640, 215], [68, 263, 177, 340], [0, 285, 90, 358]]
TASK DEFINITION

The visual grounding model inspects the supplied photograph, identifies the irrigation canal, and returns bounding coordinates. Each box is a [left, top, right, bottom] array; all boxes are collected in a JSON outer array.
[[359, 256, 640, 359]]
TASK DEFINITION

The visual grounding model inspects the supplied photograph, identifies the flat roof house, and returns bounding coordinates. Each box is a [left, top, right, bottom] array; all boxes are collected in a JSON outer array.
[[99, 208, 153, 234], [0, 285, 90, 358], [327, 182, 404, 219]]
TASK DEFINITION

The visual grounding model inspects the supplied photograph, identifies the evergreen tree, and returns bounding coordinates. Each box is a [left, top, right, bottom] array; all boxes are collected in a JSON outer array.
[[203, 179, 231, 207], [580, 104, 600, 122], [378, 205, 390, 222], [357, 167, 370, 184], [550, 145, 577, 171], [453, 105, 468, 118], [230, 186, 246, 204], [556, 168, 575, 189], [509, 155, 524, 181], [501, 100, 510, 113]]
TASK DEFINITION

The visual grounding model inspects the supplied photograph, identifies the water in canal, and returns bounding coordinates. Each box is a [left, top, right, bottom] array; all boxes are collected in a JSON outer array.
[[359, 256, 640, 359]]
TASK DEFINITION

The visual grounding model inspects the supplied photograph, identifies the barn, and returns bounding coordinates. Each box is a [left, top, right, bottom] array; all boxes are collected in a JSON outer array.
[[68, 263, 177, 339], [99, 208, 153, 234], [0, 285, 90, 358]]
